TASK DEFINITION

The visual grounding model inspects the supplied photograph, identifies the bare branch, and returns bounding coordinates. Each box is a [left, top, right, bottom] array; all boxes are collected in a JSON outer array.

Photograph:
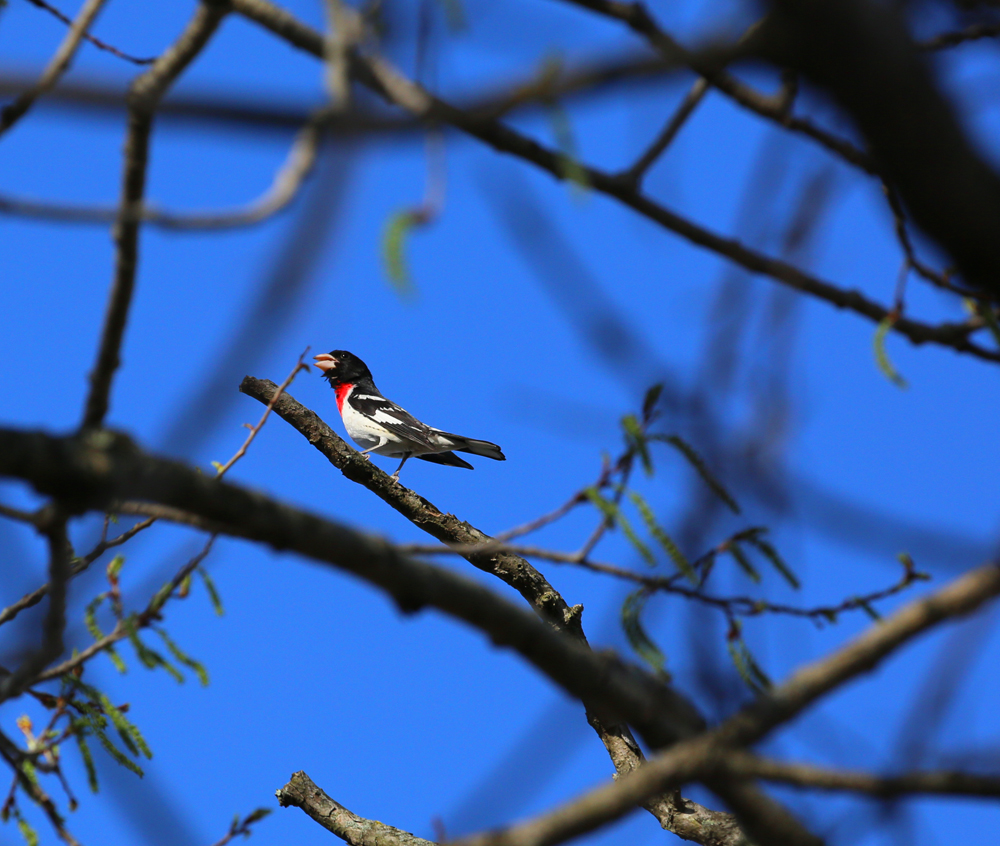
[[720, 562, 1000, 747], [215, 350, 311, 477], [621, 77, 708, 186], [918, 22, 1000, 51], [236, 378, 720, 837], [23, 0, 155, 65], [727, 751, 1000, 798], [232, 0, 1000, 363], [0, 510, 71, 702], [81, 1, 229, 430], [0, 0, 110, 138], [277, 771, 436, 846], [0, 424, 707, 747]]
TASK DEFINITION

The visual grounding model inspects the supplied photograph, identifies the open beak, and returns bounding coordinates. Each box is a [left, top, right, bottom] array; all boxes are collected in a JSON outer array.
[[313, 353, 337, 373]]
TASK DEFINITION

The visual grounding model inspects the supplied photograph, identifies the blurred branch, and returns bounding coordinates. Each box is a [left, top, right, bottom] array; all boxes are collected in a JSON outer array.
[[451, 563, 1000, 846], [0, 50, 670, 134], [728, 752, 1000, 798], [4, 427, 997, 844], [918, 21, 1000, 50], [0, 509, 70, 702], [232, 0, 1000, 363], [81, 1, 229, 430], [721, 562, 1000, 746], [0, 0, 110, 137], [23, 0, 155, 65], [277, 771, 436, 846], [620, 76, 708, 186], [0, 106, 329, 230], [758, 0, 1000, 296], [552, 2, 874, 172]]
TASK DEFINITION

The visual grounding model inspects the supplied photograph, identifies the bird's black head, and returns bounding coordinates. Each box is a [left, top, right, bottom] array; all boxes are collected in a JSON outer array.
[[313, 350, 373, 385]]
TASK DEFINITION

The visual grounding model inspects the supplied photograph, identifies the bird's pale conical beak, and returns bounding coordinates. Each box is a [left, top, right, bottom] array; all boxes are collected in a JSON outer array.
[[313, 353, 336, 373]]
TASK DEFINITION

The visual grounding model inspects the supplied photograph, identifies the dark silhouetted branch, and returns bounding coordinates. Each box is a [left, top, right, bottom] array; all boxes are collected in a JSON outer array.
[[81, 1, 229, 429], [0, 0, 109, 137]]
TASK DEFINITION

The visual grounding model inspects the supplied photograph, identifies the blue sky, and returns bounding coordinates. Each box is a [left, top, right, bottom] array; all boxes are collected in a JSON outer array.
[[1, 1, 999, 845]]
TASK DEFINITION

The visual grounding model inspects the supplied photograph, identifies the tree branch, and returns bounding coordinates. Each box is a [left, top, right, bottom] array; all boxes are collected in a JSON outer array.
[[80, 0, 229, 429], [727, 751, 1000, 798], [237, 377, 730, 841], [0, 509, 70, 703], [231, 0, 1000, 364], [0, 0, 110, 137], [277, 771, 436, 846]]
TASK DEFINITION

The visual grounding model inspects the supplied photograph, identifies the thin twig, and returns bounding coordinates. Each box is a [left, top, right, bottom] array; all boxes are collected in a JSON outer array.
[[23, 0, 155, 64], [234, 0, 1000, 364], [214, 348, 312, 478], [0, 512, 71, 702], [0, 0, 110, 137], [620, 77, 708, 185], [32, 535, 216, 684]]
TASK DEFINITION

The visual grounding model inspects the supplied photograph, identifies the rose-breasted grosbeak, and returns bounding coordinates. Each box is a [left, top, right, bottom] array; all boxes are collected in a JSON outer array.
[[314, 350, 505, 480]]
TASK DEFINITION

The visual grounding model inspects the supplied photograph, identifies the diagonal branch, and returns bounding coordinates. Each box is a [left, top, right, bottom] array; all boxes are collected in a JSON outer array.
[[4, 427, 998, 844], [0, 0, 110, 138], [237, 377, 734, 841], [80, 0, 229, 430], [277, 771, 436, 846], [231, 0, 1000, 365]]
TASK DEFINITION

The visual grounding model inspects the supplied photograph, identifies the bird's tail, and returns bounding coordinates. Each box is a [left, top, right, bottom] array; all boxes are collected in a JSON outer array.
[[417, 451, 474, 469], [439, 434, 506, 461]]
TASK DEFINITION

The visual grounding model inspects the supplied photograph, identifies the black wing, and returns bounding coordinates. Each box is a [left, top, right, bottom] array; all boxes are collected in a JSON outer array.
[[347, 393, 448, 452]]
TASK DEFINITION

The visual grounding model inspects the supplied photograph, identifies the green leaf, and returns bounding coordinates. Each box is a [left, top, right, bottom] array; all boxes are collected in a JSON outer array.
[[642, 383, 664, 420], [69, 673, 153, 760], [107, 645, 127, 674], [242, 808, 273, 826], [727, 542, 761, 584], [382, 210, 424, 296], [89, 721, 144, 777], [198, 566, 224, 616], [106, 555, 126, 580], [727, 635, 771, 693], [658, 435, 740, 514], [621, 414, 653, 476], [125, 619, 184, 684], [154, 628, 209, 687], [14, 810, 39, 846], [584, 487, 654, 565], [626, 490, 696, 582], [873, 316, 908, 389], [20, 760, 37, 786], [84, 594, 107, 642], [744, 534, 800, 589], [149, 580, 175, 614], [71, 719, 100, 793], [621, 590, 668, 676]]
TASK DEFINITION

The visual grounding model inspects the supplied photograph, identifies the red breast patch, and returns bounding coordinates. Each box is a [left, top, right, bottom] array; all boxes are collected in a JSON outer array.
[[334, 382, 353, 414]]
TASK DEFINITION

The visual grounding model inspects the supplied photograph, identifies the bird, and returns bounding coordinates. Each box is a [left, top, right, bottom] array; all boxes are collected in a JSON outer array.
[[313, 350, 505, 480]]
